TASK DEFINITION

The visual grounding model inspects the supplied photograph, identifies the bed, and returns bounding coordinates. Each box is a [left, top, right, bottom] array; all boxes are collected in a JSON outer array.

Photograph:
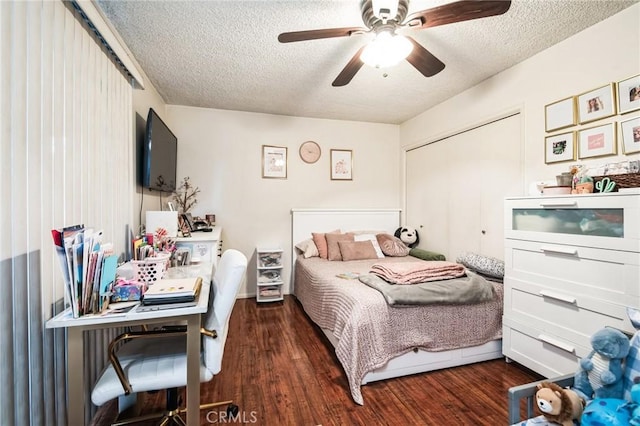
[[290, 209, 504, 405]]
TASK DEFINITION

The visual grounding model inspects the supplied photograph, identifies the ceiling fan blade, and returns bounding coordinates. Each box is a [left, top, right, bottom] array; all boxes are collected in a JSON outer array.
[[332, 46, 366, 87], [405, 37, 445, 77], [405, 0, 511, 29], [278, 27, 367, 43]]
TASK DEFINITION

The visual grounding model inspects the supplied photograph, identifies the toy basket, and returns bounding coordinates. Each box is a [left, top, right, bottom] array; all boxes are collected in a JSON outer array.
[[131, 253, 171, 285]]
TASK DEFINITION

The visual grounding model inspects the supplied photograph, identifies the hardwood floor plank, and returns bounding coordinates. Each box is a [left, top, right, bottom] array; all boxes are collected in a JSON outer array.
[[91, 296, 541, 425]]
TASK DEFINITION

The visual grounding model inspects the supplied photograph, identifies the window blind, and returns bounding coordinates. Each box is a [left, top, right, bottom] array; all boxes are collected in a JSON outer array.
[[0, 1, 134, 424]]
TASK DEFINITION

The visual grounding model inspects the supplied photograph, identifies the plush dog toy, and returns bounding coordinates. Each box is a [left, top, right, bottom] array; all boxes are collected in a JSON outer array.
[[574, 327, 631, 400], [394, 227, 419, 248], [535, 381, 585, 426]]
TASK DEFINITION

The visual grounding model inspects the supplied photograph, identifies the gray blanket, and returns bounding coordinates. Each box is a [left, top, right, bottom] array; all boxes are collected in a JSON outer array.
[[358, 270, 495, 306]]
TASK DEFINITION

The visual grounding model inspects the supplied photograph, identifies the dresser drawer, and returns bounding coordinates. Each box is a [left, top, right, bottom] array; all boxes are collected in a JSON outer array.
[[502, 317, 588, 378], [504, 193, 640, 252], [505, 238, 640, 306], [504, 279, 634, 348]]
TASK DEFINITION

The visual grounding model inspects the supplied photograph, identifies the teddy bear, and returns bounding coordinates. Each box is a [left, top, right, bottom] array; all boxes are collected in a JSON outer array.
[[573, 327, 631, 401], [394, 227, 420, 248], [535, 381, 585, 426]]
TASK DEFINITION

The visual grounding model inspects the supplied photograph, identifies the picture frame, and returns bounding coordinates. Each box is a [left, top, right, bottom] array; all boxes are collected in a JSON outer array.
[[330, 149, 353, 180], [619, 116, 640, 155], [617, 74, 640, 115], [578, 123, 617, 159], [544, 131, 576, 164], [545, 96, 576, 132], [262, 145, 287, 179], [577, 83, 616, 124]]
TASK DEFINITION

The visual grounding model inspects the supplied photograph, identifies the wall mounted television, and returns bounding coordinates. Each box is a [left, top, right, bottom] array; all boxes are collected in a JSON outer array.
[[142, 108, 177, 192]]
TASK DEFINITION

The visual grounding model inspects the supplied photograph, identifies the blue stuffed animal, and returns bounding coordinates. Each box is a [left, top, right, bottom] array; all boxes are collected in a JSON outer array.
[[630, 378, 640, 426], [574, 328, 631, 401]]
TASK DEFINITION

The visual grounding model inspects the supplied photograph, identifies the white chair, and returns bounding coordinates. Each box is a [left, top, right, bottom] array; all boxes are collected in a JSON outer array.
[[91, 249, 248, 425]]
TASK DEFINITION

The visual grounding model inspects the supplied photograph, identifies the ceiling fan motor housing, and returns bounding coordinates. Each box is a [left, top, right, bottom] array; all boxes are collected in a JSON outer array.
[[361, 0, 410, 28]]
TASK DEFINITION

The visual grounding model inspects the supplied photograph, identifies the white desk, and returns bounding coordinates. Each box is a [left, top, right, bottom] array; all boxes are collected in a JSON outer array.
[[46, 264, 213, 426]]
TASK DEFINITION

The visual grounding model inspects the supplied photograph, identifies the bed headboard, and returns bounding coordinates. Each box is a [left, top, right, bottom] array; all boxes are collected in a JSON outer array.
[[290, 209, 401, 291]]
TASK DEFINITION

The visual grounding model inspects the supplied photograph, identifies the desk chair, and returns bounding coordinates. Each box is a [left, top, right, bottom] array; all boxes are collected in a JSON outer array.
[[91, 249, 248, 425]]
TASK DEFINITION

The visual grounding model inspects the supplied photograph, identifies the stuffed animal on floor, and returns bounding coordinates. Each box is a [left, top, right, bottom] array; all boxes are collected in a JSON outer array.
[[394, 227, 420, 248], [574, 327, 631, 401], [535, 381, 585, 426]]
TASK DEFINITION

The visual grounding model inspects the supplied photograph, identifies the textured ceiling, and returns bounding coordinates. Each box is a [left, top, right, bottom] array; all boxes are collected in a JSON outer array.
[[96, 0, 638, 124]]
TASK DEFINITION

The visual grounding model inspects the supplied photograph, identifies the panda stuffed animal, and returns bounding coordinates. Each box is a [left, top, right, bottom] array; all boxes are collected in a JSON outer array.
[[394, 227, 420, 248]]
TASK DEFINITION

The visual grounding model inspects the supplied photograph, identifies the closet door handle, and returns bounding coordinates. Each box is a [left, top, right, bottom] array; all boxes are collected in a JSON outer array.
[[539, 290, 576, 305], [538, 334, 575, 354], [539, 202, 577, 208], [540, 246, 578, 256]]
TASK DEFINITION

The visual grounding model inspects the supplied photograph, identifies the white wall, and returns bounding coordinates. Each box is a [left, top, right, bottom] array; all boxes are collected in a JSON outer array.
[[166, 105, 400, 297], [400, 4, 640, 188]]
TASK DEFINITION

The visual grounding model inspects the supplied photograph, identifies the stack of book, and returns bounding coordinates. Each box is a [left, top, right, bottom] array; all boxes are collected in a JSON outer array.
[[51, 225, 118, 318], [142, 276, 202, 305]]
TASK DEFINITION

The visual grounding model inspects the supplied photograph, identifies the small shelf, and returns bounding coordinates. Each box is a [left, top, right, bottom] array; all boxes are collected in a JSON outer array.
[[256, 248, 284, 303]]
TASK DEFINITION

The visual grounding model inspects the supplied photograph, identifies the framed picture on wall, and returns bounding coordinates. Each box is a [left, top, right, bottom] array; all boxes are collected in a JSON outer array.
[[545, 96, 576, 132], [545, 131, 576, 164], [619, 116, 640, 155], [617, 74, 640, 115], [262, 145, 287, 179], [577, 83, 616, 124], [330, 149, 353, 180], [578, 123, 617, 159]]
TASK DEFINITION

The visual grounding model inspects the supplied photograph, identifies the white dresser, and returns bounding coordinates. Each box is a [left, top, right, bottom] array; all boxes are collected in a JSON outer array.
[[502, 193, 640, 378], [175, 227, 222, 267]]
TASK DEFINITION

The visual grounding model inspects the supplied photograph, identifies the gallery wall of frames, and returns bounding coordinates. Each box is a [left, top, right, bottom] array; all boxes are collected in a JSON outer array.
[[544, 74, 640, 164]]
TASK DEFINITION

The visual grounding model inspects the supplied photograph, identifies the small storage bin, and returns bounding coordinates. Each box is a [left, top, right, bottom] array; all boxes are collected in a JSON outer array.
[[131, 253, 171, 285], [258, 252, 282, 267]]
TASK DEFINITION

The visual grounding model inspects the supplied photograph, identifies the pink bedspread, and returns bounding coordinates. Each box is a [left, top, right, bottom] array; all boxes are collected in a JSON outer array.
[[293, 256, 503, 405], [370, 260, 465, 284]]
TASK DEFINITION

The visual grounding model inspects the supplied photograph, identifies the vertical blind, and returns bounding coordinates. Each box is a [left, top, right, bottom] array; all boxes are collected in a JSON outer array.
[[0, 1, 135, 424]]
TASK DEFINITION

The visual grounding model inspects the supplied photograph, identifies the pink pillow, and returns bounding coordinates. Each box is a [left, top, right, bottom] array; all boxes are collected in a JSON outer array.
[[376, 233, 410, 257], [312, 230, 340, 259], [338, 240, 378, 261], [325, 233, 355, 261]]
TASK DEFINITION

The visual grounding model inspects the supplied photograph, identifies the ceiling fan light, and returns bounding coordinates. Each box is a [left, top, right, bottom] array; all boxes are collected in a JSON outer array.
[[361, 33, 413, 68]]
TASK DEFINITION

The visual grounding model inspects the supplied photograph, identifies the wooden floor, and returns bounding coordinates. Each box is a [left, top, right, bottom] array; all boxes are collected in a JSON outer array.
[[91, 296, 541, 425]]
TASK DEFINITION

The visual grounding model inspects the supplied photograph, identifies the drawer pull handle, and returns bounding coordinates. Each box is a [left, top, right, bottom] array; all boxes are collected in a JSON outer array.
[[539, 202, 578, 208], [539, 290, 576, 305], [538, 334, 575, 354], [540, 246, 578, 256]]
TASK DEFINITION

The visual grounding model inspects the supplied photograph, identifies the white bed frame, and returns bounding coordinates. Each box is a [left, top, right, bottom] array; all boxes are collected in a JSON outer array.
[[290, 208, 503, 385]]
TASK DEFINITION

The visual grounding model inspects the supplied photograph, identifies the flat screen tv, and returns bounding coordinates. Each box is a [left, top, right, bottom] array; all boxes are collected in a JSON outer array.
[[142, 108, 177, 192]]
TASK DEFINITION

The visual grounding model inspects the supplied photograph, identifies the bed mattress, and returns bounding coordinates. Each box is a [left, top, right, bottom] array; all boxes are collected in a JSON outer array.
[[294, 256, 503, 405]]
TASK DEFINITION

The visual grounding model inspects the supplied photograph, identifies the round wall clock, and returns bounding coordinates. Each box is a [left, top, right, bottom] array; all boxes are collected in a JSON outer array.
[[299, 141, 321, 164]]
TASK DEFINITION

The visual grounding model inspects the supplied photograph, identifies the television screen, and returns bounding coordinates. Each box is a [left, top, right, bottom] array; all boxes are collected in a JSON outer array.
[[142, 108, 177, 192]]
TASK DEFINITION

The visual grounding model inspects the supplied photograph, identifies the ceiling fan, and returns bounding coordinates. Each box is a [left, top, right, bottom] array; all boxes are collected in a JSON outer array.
[[278, 0, 512, 87]]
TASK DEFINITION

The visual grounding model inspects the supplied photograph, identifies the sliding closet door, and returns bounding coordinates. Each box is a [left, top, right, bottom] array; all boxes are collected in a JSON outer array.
[[405, 113, 522, 261], [406, 136, 451, 256]]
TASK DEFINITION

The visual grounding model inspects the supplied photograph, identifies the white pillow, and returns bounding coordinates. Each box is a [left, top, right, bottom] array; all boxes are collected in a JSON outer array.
[[295, 238, 319, 258], [354, 234, 384, 258]]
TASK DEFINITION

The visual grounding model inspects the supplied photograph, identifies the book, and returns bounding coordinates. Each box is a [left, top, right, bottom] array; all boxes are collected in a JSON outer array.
[[142, 277, 202, 305], [336, 272, 360, 280]]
